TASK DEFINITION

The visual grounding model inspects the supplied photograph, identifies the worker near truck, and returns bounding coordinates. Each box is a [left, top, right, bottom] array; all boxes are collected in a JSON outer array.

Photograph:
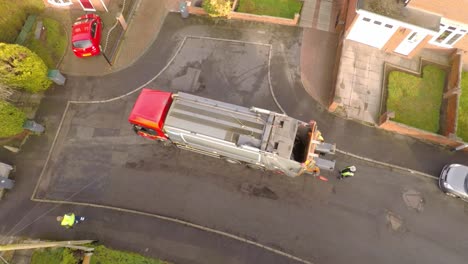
[[339, 166, 356, 179], [57, 213, 85, 229]]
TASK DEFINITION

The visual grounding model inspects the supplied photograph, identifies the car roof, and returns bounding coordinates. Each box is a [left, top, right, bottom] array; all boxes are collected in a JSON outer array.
[[446, 164, 468, 194], [72, 14, 100, 42], [72, 22, 91, 42]]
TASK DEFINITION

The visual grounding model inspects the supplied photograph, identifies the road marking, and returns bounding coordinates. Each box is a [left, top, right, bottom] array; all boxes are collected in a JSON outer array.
[[336, 149, 438, 180], [31, 197, 314, 264]]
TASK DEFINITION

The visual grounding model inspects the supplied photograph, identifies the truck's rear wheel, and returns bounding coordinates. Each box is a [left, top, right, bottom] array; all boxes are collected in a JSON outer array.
[[224, 157, 241, 165]]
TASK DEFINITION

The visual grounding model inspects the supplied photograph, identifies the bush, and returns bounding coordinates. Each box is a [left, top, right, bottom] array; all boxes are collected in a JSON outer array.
[[0, 43, 52, 93], [203, 0, 231, 17], [0, 0, 45, 43], [0, 100, 26, 138]]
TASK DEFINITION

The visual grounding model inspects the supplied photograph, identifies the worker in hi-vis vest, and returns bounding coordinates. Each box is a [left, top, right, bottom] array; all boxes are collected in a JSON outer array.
[[56, 213, 85, 229], [339, 165, 356, 180]]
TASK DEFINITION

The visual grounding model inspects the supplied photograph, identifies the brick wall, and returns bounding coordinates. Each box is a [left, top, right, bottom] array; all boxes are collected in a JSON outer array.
[[43, 0, 110, 11], [379, 118, 466, 151], [442, 50, 463, 136], [344, 0, 359, 37]]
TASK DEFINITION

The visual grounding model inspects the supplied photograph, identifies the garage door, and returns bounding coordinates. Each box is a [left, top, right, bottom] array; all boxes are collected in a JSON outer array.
[[347, 16, 398, 49]]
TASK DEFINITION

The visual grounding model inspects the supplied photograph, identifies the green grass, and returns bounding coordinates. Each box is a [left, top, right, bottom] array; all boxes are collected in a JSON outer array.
[[236, 0, 302, 19], [386, 65, 446, 133], [458, 71, 468, 142], [25, 17, 67, 68], [31, 248, 77, 264], [31, 245, 169, 264], [0, 0, 44, 43], [90, 245, 169, 264]]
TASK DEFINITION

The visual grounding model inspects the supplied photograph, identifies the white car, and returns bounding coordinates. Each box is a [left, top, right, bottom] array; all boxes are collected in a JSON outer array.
[[439, 164, 468, 200]]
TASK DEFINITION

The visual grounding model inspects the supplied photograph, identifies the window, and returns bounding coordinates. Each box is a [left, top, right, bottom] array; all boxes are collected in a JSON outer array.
[[91, 22, 97, 38], [48, 0, 72, 6], [363, 17, 371, 22], [408, 32, 417, 40], [385, 24, 393, 28], [430, 23, 467, 47], [72, 40, 92, 49], [133, 125, 158, 136], [374, 21, 382, 25]]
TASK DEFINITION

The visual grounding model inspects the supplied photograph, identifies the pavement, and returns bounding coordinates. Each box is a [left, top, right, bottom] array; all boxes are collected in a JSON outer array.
[[55, 0, 179, 76], [1, 2, 468, 264]]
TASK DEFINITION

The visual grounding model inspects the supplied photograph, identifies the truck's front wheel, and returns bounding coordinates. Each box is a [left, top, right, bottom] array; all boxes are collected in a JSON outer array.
[[247, 163, 264, 170], [224, 157, 241, 165]]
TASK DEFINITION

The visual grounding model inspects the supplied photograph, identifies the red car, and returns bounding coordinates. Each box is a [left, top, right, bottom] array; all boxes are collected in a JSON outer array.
[[71, 14, 102, 58]]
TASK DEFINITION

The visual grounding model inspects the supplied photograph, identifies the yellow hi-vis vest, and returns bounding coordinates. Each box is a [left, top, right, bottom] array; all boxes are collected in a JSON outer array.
[[61, 213, 75, 227]]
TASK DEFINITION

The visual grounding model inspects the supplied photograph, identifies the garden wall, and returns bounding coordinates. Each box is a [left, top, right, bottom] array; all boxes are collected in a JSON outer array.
[[442, 50, 463, 137], [187, 2, 300, 26], [379, 113, 466, 151]]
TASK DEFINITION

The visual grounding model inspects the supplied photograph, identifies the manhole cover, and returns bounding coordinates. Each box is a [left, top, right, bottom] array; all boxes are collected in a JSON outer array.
[[403, 189, 424, 212]]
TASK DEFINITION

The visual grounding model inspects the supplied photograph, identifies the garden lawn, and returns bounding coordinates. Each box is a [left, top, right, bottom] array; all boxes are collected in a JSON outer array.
[[26, 17, 67, 69], [458, 71, 468, 142], [31, 245, 170, 264], [386, 65, 446, 133], [237, 0, 302, 19], [0, 0, 44, 43]]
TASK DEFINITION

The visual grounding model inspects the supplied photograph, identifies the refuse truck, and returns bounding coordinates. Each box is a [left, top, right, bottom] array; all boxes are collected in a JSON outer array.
[[128, 89, 336, 177]]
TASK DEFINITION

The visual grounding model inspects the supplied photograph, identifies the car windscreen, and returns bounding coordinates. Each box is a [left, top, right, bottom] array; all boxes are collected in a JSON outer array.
[[465, 173, 468, 192], [73, 40, 92, 49], [74, 18, 92, 25]]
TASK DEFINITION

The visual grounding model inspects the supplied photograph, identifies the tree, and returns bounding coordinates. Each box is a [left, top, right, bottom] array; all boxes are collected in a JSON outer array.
[[0, 43, 52, 93], [203, 0, 231, 18], [0, 100, 26, 138]]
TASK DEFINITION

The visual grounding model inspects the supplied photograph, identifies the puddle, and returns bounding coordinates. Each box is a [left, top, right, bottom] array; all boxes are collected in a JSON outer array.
[[240, 183, 278, 200]]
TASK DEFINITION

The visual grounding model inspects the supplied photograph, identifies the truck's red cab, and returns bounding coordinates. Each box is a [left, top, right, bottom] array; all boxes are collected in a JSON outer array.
[[128, 89, 173, 140]]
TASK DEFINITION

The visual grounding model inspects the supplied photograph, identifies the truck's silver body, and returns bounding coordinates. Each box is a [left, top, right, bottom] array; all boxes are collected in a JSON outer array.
[[163, 92, 335, 177]]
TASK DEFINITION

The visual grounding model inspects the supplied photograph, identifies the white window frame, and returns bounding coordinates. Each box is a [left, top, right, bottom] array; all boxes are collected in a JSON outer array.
[[429, 22, 467, 48], [47, 0, 73, 6]]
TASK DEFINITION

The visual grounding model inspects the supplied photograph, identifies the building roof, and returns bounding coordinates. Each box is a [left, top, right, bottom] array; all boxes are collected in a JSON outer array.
[[357, 0, 441, 31], [407, 0, 468, 25]]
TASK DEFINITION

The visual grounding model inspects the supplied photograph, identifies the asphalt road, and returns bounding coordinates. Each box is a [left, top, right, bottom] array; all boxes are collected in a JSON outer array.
[[1, 13, 468, 264]]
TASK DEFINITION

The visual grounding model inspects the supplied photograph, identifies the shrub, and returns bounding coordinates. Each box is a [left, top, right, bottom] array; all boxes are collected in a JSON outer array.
[[203, 0, 231, 17], [0, 43, 52, 93], [0, 0, 45, 43], [0, 100, 26, 138]]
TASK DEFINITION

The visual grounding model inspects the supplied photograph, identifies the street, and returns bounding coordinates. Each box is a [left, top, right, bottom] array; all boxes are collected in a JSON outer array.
[[1, 13, 468, 264]]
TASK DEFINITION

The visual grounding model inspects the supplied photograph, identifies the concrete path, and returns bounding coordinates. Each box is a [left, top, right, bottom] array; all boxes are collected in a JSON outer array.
[[299, 0, 335, 32]]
